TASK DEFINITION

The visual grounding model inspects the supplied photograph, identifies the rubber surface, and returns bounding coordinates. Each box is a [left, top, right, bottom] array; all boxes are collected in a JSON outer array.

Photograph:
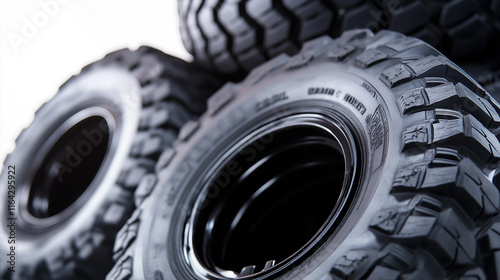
[[0, 47, 222, 280], [108, 30, 500, 279], [178, 0, 500, 85], [481, 69, 500, 101]]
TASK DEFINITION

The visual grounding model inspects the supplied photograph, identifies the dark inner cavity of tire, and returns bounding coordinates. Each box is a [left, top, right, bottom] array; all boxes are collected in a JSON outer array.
[[29, 116, 110, 218], [192, 125, 347, 274]]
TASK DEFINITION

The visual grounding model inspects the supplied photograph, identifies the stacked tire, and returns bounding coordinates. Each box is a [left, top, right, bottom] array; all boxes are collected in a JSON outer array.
[[2, 1, 500, 280], [0, 47, 222, 279], [179, 0, 500, 95]]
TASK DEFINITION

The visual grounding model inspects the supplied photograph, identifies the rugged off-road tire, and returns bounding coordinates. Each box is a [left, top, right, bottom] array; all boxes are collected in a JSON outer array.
[[108, 30, 500, 280], [178, 0, 500, 81], [0, 47, 222, 280]]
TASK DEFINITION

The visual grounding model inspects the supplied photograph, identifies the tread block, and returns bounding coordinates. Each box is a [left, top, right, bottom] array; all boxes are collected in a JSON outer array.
[[342, 29, 373, 44], [480, 221, 500, 273], [112, 209, 141, 262], [448, 14, 493, 57], [354, 48, 389, 68], [283, 0, 333, 41], [156, 148, 177, 173], [459, 267, 487, 280], [432, 118, 464, 142], [385, 36, 424, 52], [301, 35, 335, 54], [392, 159, 499, 222], [131, 130, 176, 158], [479, 222, 500, 279], [212, 51, 240, 75], [397, 88, 426, 113], [340, 4, 376, 33], [198, 0, 223, 41], [398, 82, 500, 131], [283, 36, 334, 68], [392, 165, 427, 189], [262, 18, 291, 48], [106, 256, 133, 280], [141, 80, 176, 105], [117, 160, 154, 190], [378, 244, 416, 271], [380, 64, 413, 88], [480, 222, 500, 251], [134, 174, 157, 207], [207, 83, 236, 116], [370, 195, 475, 267], [178, 120, 201, 142], [402, 114, 500, 166], [396, 216, 437, 238], [331, 250, 376, 280], [412, 23, 443, 48], [209, 34, 229, 58], [218, 2, 255, 54], [406, 56, 447, 77], [463, 115, 500, 164], [431, 209, 476, 266], [327, 43, 358, 61], [370, 209, 402, 234], [366, 265, 401, 280], [403, 122, 432, 146], [41, 250, 66, 275], [413, 195, 443, 216], [455, 83, 500, 131], [140, 102, 192, 129], [440, 0, 479, 27], [246, 0, 290, 49], [237, 48, 267, 72], [244, 54, 290, 85], [102, 203, 128, 226], [285, 52, 314, 69], [131, 55, 164, 84], [331, 244, 415, 280], [483, 251, 500, 280], [388, 1, 430, 34]]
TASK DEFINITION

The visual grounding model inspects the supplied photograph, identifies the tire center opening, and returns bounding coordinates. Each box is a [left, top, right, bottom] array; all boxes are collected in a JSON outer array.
[[188, 116, 358, 278], [29, 115, 110, 218]]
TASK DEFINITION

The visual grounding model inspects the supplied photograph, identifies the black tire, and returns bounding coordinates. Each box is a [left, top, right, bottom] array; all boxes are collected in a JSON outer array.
[[0, 47, 222, 280], [178, 0, 500, 82], [108, 30, 500, 280]]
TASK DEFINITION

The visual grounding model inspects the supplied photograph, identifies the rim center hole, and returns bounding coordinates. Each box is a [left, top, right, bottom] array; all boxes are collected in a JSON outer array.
[[29, 116, 110, 218], [193, 125, 346, 273]]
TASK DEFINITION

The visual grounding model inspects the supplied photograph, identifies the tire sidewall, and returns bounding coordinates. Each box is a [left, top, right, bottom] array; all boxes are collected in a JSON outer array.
[[0, 67, 142, 273]]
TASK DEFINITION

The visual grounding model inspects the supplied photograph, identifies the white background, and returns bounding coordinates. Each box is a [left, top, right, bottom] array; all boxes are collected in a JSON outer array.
[[0, 0, 191, 169]]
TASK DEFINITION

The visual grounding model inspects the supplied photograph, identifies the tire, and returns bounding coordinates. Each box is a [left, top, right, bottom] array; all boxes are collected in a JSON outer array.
[[0, 47, 222, 280], [178, 0, 500, 81], [108, 30, 500, 280]]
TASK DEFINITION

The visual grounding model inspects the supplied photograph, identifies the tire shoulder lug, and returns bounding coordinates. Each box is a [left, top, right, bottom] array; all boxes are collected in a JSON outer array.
[[207, 83, 236, 116], [155, 148, 177, 173]]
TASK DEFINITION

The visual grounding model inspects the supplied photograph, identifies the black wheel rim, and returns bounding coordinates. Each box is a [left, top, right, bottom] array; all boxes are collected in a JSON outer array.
[[29, 115, 110, 218], [185, 114, 361, 279]]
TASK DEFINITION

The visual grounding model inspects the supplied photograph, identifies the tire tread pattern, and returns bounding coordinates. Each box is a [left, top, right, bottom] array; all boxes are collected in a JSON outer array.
[[178, 0, 500, 84]]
